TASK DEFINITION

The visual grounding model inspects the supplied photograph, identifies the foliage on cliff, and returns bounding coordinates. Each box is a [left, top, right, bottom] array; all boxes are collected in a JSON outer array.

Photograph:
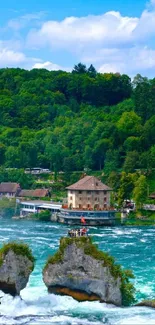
[[0, 67, 154, 173], [44, 236, 135, 306], [31, 210, 51, 221], [0, 242, 35, 270]]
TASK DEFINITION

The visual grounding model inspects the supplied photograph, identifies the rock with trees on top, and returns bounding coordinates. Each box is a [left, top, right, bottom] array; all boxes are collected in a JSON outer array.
[[0, 242, 35, 296], [43, 236, 135, 306]]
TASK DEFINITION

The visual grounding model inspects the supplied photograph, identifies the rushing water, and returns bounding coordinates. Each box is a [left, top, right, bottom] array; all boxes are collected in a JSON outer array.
[[0, 216, 155, 325]]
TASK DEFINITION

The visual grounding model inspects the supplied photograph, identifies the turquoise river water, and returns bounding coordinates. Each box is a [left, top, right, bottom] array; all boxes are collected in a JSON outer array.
[[0, 216, 155, 324]]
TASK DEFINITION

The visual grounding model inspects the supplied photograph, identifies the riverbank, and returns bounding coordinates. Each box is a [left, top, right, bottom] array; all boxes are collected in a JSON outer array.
[[122, 210, 155, 226]]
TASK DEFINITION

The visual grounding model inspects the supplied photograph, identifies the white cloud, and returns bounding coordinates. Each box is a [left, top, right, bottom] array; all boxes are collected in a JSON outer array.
[[0, 48, 26, 66], [97, 46, 155, 74], [150, 0, 155, 5], [7, 12, 46, 31], [0, 43, 40, 68], [25, 7, 155, 75], [26, 9, 155, 51], [98, 63, 123, 74], [2, 5, 155, 75], [27, 11, 138, 50], [32, 61, 69, 71]]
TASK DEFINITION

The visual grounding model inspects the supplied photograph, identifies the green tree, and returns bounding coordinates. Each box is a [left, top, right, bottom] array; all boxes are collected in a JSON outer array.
[[133, 175, 148, 209], [133, 74, 155, 122], [87, 64, 97, 78], [117, 172, 136, 207], [72, 63, 87, 74], [123, 151, 139, 173], [104, 149, 119, 174], [0, 143, 6, 165], [5, 146, 20, 168], [117, 111, 142, 141], [0, 66, 153, 173], [123, 136, 141, 152], [107, 171, 120, 192]]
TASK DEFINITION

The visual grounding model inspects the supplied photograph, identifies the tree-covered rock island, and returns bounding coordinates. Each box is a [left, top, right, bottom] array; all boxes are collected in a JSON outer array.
[[43, 236, 135, 306], [0, 242, 35, 296]]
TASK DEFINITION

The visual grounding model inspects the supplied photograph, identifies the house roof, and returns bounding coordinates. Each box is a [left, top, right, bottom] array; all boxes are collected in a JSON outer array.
[[66, 176, 112, 191], [149, 192, 155, 199], [0, 182, 20, 193], [18, 190, 34, 197], [18, 189, 49, 198], [33, 189, 49, 197]]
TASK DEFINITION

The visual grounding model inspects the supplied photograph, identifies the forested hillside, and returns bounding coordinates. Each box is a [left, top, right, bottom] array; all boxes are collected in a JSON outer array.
[[0, 63, 154, 173]]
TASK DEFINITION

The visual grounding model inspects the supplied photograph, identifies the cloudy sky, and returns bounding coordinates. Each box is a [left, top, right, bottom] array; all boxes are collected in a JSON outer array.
[[1, 0, 155, 76]]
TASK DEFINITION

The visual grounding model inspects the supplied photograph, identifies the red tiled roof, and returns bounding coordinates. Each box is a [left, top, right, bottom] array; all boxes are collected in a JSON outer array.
[[66, 176, 112, 191], [0, 182, 20, 193], [150, 192, 155, 199], [33, 189, 49, 197], [18, 190, 34, 197], [19, 189, 49, 198]]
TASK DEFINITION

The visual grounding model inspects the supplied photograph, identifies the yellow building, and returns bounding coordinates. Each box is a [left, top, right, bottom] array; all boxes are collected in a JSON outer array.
[[66, 176, 112, 210]]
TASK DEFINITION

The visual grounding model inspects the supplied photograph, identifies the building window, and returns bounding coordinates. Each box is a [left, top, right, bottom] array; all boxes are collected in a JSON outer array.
[[104, 197, 107, 202], [70, 191, 73, 194], [95, 197, 98, 201], [96, 182, 98, 186], [104, 191, 107, 195], [87, 191, 91, 194], [79, 197, 82, 200], [70, 196, 72, 200], [104, 204, 107, 208], [79, 191, 82, 194], [87, 204, 90, 208], [79, 204, 82, 209]]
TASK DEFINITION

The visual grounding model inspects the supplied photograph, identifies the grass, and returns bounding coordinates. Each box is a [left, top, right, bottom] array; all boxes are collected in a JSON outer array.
[[125, 210, 155, 226], [0, 242, 35, 270], [44, 236, 135, 306], [0, 197, 16, 209]]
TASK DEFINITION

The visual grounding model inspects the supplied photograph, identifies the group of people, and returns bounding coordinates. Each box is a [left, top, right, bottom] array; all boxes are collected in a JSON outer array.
[[68, 228, 88, 237]]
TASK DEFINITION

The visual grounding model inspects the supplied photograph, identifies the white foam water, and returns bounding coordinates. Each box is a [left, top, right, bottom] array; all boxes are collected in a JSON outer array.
[[0, 292, 155, 325]]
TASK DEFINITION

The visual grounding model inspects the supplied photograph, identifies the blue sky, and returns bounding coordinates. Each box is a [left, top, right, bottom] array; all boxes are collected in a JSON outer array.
[[1, 0, 155, 76]]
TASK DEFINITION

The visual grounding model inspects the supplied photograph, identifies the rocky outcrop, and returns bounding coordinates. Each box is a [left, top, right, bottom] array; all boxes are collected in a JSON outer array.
[[43, 237, 135, 306], [0, 242, 35, 296], [135, 300, 155, 309]]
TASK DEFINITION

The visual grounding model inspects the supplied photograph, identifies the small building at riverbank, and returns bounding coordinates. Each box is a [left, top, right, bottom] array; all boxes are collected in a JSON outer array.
[[0, 182, 21, 198], [66, 176, 112, 210], [19, 176, 116, 226], [20, 200, 62, 218], [58, 176, 116, 226]]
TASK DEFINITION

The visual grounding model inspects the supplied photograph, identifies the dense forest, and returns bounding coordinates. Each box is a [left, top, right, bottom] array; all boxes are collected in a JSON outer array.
[[0, 63, 154, 174]]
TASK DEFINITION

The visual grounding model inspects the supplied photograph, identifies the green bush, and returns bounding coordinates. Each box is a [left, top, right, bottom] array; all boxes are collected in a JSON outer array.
[[0, 242, 35, 270], [37, 210, 51, 221], [0, 197, 16, 209]]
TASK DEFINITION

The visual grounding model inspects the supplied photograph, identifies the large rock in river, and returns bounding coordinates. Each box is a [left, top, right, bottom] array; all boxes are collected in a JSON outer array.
[[0, 242, 35, 296], [43, 237, 135, 306]]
